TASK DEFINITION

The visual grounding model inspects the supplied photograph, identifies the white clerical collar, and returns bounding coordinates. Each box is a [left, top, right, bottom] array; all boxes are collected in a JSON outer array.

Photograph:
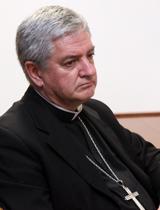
[[34, 89, 83, 120]]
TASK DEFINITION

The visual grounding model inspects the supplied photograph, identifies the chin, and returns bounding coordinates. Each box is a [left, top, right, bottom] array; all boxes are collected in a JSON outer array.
[[74, 86, 96, 103], [79, 92, 95, 104]]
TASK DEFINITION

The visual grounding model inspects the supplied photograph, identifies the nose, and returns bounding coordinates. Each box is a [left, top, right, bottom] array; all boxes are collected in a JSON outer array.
[[79, 57, 96, 77]]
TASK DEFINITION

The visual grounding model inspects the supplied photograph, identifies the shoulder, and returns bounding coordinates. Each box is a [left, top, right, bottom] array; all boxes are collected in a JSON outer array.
[[0, 101, 27, 126], [85, 98, 111, 112], [84, 98, 119, 126], [0, 100, 35, 141]]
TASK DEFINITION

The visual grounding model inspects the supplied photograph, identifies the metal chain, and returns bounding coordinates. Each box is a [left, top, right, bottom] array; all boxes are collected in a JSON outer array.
[[78, 116, 123, 185]]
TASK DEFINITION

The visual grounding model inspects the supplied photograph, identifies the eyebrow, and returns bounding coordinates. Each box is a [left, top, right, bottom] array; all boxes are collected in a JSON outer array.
[[61, 46, 95, 61], [88, 46, 95, 53]]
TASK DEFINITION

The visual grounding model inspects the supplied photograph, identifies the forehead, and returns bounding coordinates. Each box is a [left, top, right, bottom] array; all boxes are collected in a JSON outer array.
[[53, 30, 94, 56]]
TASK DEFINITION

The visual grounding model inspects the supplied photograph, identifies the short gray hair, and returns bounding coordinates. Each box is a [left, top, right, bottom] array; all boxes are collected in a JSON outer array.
[[16, 5, 90, 71]]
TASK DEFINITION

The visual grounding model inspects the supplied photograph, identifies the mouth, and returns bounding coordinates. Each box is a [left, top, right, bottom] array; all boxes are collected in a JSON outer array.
[[77, 80, 97, 91], [79, 81, 95, 88]]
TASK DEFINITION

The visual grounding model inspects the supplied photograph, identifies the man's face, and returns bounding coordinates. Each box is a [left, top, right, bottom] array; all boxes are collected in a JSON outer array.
[[39, 30, 97, 110]]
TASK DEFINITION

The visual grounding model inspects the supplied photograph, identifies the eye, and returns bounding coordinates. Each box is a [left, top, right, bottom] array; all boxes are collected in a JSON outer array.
[[64, 60, 76, 67], [62, 58, 78, 70], [87, 52, 95, 63]]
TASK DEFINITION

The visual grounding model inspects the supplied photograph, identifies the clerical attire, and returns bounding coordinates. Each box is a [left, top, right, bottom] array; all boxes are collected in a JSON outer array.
[[0, 87, 159, 210], [54, 105, 156, 210]]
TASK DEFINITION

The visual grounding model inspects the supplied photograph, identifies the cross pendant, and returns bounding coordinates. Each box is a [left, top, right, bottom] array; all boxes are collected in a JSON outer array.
[[122, 185, 146, 210]]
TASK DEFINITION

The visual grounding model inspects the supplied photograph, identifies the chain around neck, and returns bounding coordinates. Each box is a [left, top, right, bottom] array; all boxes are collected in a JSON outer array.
[[78, 116, 124, 186]]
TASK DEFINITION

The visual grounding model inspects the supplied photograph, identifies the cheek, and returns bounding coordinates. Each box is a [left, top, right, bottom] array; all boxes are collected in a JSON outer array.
[[54, 78, 73, 94], [61, 74, 78, 88], [61, 79, 76, 92], [48, 70, 79, 93]]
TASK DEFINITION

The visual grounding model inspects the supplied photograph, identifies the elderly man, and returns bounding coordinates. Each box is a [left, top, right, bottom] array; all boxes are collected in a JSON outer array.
[[0, 5, 160, 210]]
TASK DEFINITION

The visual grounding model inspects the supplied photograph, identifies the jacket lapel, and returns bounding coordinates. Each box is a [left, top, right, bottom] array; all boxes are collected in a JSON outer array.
[[22, 88, 115, 198], [83, 105, 124, 153]]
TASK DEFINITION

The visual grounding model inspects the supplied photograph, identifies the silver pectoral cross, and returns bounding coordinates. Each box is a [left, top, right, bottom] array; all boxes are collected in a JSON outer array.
[[122, 185, 146, 210]]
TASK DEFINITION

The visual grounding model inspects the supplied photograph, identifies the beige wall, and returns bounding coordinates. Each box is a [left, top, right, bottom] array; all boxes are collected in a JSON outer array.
[[117, 114, 160, 148]]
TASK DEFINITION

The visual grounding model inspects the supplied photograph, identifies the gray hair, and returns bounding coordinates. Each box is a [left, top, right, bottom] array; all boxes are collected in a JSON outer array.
[[16, 5, 90, 72]]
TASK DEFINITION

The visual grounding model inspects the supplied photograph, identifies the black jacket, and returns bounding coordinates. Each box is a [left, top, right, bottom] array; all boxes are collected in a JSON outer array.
[[0, 86, 160, 210]]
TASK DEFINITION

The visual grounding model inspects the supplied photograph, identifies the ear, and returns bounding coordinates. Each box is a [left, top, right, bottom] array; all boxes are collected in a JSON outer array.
[[24, 61, 44, 87]]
